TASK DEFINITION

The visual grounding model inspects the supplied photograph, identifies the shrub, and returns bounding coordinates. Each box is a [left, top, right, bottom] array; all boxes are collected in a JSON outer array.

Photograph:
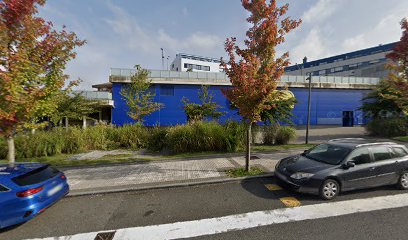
[[165, 121, 245, 154], [81, 125, 113, 150], [366, 118, 408, 137], [263, 124, 280, 145], [107, 124, 149, 150], [146, 126, 168, 152], [275, 126, 297, 145]]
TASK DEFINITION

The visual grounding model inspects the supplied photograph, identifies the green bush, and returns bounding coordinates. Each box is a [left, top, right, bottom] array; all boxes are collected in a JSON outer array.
[[366, 118, 408, 137], [263, 124, 280, 145], [165, 121, 245, 154], [275, 126, 297, 145], [147, 126, 168, 152], [107, 124, 148, 150]]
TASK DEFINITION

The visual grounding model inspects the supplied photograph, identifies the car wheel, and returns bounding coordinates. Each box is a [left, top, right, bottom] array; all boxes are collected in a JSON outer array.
[[397, 171, 408, 190], [319, 179, 340, 200]]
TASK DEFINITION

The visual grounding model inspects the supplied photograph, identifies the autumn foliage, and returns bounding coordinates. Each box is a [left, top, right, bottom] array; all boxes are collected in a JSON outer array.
[[221, 0, 301, 170], [383, 18, 408, 114], [0, 0, 85, 162], [221, 0, 301, 124]]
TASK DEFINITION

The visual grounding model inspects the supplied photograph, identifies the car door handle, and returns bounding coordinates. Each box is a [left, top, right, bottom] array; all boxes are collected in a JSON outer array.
[[369, 167, 375, 171], [395, 161, 400, 164]]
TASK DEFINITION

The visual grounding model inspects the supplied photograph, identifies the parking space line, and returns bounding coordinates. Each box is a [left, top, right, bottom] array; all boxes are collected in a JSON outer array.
[[264, 184, 283, 191], [279, 197, 301, 207]]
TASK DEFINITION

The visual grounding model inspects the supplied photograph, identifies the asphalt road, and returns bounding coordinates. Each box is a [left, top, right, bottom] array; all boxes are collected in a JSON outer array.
[[1, 176, 407, 240]]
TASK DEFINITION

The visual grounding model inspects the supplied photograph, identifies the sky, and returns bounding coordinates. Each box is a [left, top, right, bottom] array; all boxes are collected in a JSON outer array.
[[38, 0, 408, 90]]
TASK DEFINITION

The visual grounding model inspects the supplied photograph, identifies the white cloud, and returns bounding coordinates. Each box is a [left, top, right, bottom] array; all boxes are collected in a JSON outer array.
[[302, 0, 341, 24], [291, 28, 329, 63]]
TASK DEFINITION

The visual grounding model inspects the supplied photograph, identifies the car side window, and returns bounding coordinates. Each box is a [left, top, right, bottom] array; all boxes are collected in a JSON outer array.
[[347, 148, 371, 165], [371, 146, 393, 162], [392, 147, 408, 158], [0, 184, 9, 192]]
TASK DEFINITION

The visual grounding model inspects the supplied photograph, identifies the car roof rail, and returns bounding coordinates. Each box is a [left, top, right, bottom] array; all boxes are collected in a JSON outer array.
[[356, 142, 396, 147], [328, 138, 366, 142]]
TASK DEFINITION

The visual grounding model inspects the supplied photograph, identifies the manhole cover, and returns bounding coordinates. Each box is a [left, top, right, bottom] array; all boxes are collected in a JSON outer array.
[[95, 231, 116, 240], [250, 155, 260, 160]]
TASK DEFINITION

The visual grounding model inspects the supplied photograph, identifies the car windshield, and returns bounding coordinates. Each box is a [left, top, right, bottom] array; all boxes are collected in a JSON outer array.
[[304, 144, 352, 165]]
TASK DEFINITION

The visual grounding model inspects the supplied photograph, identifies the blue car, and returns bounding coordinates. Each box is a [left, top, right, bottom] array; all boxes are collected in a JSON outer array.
[[0, 163, 69, 229]]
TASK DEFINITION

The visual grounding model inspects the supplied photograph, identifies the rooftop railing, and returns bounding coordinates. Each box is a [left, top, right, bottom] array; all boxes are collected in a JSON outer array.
[[110, 68, 380, 85], [74, 91, 112, 100]]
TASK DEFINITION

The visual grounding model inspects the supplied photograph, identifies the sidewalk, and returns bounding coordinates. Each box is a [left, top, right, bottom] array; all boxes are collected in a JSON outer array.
[[64, 148, 307, 196]]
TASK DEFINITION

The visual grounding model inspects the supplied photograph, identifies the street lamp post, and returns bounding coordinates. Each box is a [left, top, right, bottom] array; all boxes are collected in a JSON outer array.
[[160, 48, 164, 70], [305, 72, 312, 144]]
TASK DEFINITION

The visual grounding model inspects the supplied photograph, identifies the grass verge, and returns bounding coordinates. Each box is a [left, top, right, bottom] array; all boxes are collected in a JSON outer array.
[[226, 167, 265, 178], [394, 136, 408, 142], [0, 144, 313, 167]]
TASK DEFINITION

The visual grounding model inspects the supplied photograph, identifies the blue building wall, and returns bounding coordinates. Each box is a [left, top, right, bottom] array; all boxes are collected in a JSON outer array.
[[112, 83, 370, 126]]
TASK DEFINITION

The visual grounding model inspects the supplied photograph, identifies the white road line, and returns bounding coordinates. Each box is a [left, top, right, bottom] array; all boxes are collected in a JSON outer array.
[[27, 193, 408, 240]]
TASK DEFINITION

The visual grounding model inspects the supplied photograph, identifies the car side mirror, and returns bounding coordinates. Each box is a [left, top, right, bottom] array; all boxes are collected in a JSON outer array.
[[343, 161, 355, 169]]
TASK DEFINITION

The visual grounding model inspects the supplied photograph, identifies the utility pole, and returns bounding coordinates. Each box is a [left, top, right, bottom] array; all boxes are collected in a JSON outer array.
[[160, 48, 164, 70], [167, 56, 170, 70], [305, 72, 312, 144]]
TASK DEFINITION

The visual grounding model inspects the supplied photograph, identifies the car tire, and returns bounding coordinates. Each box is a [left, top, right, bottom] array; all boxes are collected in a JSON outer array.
[[397, 171, 408, 190], [319, 179, 340, 200]]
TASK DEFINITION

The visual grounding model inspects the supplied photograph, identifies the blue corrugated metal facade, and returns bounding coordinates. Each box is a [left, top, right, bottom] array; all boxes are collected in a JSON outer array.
[[112, 83, 370, 126]]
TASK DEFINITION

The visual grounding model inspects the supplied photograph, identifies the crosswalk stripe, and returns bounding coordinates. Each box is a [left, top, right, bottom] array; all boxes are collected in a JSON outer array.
[[264, 184, 283, 191], [26, 193, 408, 240]]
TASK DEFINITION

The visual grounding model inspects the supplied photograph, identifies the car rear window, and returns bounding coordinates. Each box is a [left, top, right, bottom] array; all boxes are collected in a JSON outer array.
[[0, 184, 9, 192], [12, 165, 60, 186], [392, 147, 408, 158]]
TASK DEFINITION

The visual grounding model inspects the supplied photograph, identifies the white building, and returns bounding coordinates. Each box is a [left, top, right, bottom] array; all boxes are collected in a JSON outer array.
[[170, 53, 223, 72]]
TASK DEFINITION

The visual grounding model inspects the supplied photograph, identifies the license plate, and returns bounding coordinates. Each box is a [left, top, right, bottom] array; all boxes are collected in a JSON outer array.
[[47, 184, 63, 196]]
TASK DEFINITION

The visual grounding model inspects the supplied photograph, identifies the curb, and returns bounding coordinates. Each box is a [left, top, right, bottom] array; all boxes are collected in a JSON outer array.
[[66, 173, 275, 197]]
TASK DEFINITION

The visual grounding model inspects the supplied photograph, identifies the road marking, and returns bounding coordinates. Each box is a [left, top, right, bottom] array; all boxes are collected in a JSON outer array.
[[264, 184, 282, 191], [26, 193, 408, 240], [279, 197, 301, 207]]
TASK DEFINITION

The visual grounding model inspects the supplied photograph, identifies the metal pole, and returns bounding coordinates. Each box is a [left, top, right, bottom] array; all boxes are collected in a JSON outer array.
[[161, 48, 164, 70], [306, 72, 312, 144]]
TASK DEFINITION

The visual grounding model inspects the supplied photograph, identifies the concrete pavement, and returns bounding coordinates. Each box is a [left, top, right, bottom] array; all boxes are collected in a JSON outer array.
[[64, 148, 307, 196]]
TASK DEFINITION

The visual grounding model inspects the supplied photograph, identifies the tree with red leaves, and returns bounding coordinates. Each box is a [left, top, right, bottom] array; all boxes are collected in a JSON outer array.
[[221, 0, 301, 171], [0, 0, 85, 163], [382, 18, 408, 114]]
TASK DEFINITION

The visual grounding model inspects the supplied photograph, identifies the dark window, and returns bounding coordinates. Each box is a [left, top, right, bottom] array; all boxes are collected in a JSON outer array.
[[371, 147, 393, 162], [304, 144, 352, 165], [0, 184, 9, 192], [392, 147, 408, 158], [160, 85, 174, 96], [347, 148, 371, 165], [12, 165, 60, 186], [184, 63, 188, 68]]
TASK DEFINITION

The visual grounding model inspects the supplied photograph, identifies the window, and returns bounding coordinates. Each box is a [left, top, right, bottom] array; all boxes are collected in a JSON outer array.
[[347, 148, 371, 165], [184, 63, 188, 68], [12, 165, 60, 186], [304, 144, 352, 165], [392, 147, 408, 158], [0, 184, 9, 192], [371, 146, 393, 162], [160, 85, 174, 96], [334, 66, 343, 72], [318, 70, 326, 75], [349, 64, 358, 70]]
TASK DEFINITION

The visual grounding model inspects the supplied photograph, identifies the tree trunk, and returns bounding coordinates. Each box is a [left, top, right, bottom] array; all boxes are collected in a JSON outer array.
[[65, 117, 69, 130], [245, 123, 252, 172], [82, 116, 87, 129], [6, 135, 15, 164]]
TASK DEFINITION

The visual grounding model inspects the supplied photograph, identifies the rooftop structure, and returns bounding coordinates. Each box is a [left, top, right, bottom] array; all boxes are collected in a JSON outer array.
[[285, 42, 397, 78], [170, 53, 223, 72]]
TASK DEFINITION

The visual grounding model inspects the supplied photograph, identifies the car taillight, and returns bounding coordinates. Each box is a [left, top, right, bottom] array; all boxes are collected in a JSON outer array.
[[60, 174, 66, 180], [16, 186, 44, 198]]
